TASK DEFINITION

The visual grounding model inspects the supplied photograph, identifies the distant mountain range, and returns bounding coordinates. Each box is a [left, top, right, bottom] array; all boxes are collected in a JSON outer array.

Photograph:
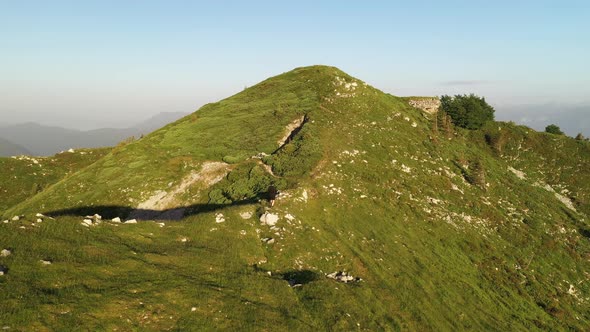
[[0, 112, 188, 156], [0, 137, 32, 156]]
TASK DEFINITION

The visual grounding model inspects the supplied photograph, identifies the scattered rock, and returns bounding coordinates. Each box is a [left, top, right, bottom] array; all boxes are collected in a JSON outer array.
[[326, 271, 361, 283], [124, 219, 138, 224], [35, 213, 45, 218], [239, 211, 253, 220], [40, 260, 52, 265], [260, 213, 279, 226], [191, 307, 197, 312], [11, 216, 20, 221], [36, 218, 43, 223], [401, 164, 412, 173], [111, 217, 121, 223], [67, 148, 75, 153], [82, 219, 93, 226], [285, 214, 295, 221], [180, 237, 188, 243], [0, 265, 7, 276], [2, 220, 8, 224], [252, 152, 269, 159], [301, 189, 308, 203], [261, 237, 275, 244], [157, 222, 165, 227], [215, 213, 225, 223], [0, 249, 11, 257]]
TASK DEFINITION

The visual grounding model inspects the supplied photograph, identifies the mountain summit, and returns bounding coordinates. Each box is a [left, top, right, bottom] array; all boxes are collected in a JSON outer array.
[[2, 66, 590, 330]]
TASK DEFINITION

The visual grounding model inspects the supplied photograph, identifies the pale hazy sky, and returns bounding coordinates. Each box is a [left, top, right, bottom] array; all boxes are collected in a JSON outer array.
[[1, 1, 589, 133]]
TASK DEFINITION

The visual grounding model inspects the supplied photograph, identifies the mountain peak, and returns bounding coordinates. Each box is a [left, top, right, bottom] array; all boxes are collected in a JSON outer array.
[[3, 67, 590, 330]]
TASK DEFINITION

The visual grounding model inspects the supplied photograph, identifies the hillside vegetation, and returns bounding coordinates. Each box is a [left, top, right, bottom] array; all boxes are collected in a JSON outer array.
[[0, 148, 111, 211], [1, 66, 589, 331]]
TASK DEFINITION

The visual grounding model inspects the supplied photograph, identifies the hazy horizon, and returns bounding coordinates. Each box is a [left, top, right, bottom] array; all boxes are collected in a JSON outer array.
[[1, 1, 589, 135]]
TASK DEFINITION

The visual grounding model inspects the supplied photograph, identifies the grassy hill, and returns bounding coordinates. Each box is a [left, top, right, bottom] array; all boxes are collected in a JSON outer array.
[[0, 148, 111, 212], [1, 66, 589, 331]]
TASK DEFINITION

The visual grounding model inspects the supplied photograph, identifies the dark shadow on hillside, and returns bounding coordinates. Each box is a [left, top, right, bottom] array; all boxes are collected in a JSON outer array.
[[43, 197, 263, 222], [281, 270, 320, 287]]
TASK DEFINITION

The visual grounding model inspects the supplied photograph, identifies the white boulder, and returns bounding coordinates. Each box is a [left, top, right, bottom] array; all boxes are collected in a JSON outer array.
[[260, 213, 279, 226]]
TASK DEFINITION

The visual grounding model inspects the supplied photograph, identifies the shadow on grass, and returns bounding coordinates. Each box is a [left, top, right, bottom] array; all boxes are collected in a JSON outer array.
[[43, 197, 263, 221], [281, 270, 320, 287]]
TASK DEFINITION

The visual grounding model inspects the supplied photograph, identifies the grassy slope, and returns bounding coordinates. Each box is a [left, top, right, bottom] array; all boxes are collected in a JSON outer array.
[[1, 66, 589, 330], [0, 148, 111, 212], [4, 67, 323, 215]]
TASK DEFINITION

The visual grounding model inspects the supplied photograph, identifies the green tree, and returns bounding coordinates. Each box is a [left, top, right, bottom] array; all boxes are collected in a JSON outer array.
[[439, 94, 495, 130], [545, 124, 564, 135], [575, 133, 585, 140]]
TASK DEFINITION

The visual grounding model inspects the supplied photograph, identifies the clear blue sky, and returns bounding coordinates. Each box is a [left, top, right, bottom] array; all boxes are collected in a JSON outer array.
[[1, 0, 589, 132]]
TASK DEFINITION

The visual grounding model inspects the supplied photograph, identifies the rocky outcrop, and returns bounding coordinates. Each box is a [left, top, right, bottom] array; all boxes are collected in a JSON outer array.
[[408, 98, 440, 114], [326, 271, 361, 283]]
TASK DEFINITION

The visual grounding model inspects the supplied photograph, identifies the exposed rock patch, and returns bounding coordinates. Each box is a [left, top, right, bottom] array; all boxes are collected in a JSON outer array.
[[129, 161, 230, 220], [408, 98, 440, 114], [508, 167, 526, 180], [326, 271, 361, 283], [278, 116, 306, 147]]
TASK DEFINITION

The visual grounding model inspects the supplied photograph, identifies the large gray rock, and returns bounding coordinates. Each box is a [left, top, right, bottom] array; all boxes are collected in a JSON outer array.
[[259, 213, 279, 226]]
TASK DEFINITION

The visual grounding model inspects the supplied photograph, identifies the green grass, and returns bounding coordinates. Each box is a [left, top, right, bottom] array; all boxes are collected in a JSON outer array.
[[1, 65, 589, 330], [0, 148, 111, 212]]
